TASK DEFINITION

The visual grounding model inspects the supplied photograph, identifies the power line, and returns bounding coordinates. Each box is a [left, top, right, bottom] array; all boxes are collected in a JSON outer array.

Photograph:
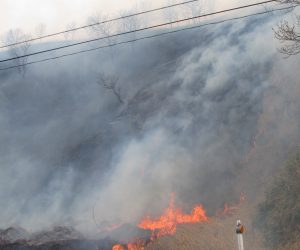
[[0, 0, 198, 49], [0, 5, 294, 72], [0, 0, 277, 63]]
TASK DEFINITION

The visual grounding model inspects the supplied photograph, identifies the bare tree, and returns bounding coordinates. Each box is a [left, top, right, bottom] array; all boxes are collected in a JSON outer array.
[[87, 13, 116, 59], [87, 13, 112, 38], [135, 1, 152, 28], [274, 0, 300, 56], [64, 22, 77, 40], [35, 23, 46, 39], [119, 6, 141, 49], [2, 29, 31, 76], [98, 73, 123, 104]]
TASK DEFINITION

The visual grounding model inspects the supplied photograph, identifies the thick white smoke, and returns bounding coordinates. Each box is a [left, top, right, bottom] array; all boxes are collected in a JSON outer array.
[[0, 10, 299, 238]]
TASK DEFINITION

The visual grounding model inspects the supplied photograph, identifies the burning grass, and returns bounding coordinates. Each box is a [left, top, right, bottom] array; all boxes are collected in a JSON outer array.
[[146, 202, 266, 250], [138, 193, 209, 239], [111, 193, 247, 250]]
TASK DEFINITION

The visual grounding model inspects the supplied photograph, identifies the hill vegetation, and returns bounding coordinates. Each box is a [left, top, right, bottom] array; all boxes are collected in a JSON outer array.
[[256, 151, 300, 249]]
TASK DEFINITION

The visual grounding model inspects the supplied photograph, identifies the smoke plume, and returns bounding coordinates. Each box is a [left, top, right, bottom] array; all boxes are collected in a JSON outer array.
[[0, 11, 299, 237]]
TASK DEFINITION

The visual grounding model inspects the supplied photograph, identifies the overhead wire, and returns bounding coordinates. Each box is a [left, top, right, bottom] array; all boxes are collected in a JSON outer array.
[[0, 0, 277, 64], [0, 0, 198, 49], [0, 5, 295, 71]]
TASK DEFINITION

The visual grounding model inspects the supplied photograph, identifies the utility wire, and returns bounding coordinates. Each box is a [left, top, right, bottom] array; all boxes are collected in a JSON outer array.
[[0, 0, 198, 49], [0, 5, 294, 72], [0, 0, 277, 63]]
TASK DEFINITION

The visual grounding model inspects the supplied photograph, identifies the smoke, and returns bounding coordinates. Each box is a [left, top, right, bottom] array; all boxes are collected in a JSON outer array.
[[0, 11, 299, 237]]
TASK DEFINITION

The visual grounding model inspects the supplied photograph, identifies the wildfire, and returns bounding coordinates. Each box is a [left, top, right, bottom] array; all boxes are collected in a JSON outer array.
[[112, 193, 245, 250], [138, 193, 208, 238], [112, 241, 146, 250], [216, 193, 246, 218], [112, 194, 209, 250], [127, 242, 145, 250], [112, 244, 125, 250], [242, 113, 268, 164], [216, 203, 239, 217]]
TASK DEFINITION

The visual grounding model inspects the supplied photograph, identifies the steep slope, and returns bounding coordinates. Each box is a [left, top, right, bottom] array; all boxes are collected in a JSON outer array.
[[0, 8, 299, 249], [145, 202, 264, 250]]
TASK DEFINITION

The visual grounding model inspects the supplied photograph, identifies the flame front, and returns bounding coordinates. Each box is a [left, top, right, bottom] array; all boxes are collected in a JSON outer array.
[[112, 193, 208, 250], [138, 193, 208, 238], [111, 192, 245, 250], [112, 241, 145, 250]]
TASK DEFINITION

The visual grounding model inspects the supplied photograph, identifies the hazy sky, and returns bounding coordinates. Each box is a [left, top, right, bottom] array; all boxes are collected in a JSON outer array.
[[0, 0, 250, 39], [0, 0, 138, 35]]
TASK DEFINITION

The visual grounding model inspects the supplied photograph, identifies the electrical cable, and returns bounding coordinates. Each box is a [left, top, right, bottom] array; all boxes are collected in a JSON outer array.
[[0, 5, 295, 71], [0, 0, 277, 63], [0, 0, 199, 49]]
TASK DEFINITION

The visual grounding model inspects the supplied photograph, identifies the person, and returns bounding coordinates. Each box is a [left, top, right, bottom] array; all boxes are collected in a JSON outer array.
[[236, 220, 244, 234]]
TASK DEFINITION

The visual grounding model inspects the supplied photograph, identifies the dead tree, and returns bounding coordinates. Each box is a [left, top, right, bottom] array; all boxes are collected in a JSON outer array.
[[87, 13, 116, 59], [35, 23, 46, 39], [119, 7, 141, 50], [136, 1, 152, 27], [64, 22, 77, 40], [87, 13, 112, 39], [274, 1, 300, 56], [98, 73, 123, 104], [2, 29, 32, 76]]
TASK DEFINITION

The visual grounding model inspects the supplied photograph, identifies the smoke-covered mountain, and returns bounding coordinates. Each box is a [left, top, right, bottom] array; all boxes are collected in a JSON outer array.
[[0, 10, 299, 240]]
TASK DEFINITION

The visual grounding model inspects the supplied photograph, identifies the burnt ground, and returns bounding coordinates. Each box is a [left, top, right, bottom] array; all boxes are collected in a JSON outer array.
[[0, 225, 150, 250], [0, 239, 116, 250]]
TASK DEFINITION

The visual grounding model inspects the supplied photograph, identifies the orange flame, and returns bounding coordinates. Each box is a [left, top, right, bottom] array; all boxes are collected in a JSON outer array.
[[216, 193, 246, 218], [138, 193, 208, 238], [112, 240, 145, 250], [127, 242, 145, 250], [112, 193, 245, 250], [112, 244, 125, 250], [216, 203, 239, 217], [242, 113, 268, 164], [112, 194, 208, 250]]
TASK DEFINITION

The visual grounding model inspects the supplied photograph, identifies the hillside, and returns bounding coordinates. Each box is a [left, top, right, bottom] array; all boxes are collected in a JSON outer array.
[[146, 204, 265, 250], [146, 152, 300, 250], [0, 5, 300, 250]]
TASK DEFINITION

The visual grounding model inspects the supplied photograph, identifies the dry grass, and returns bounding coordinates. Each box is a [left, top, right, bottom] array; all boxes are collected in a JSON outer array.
[[280, 241, 300, 250], [146, 202, 266, 250]]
